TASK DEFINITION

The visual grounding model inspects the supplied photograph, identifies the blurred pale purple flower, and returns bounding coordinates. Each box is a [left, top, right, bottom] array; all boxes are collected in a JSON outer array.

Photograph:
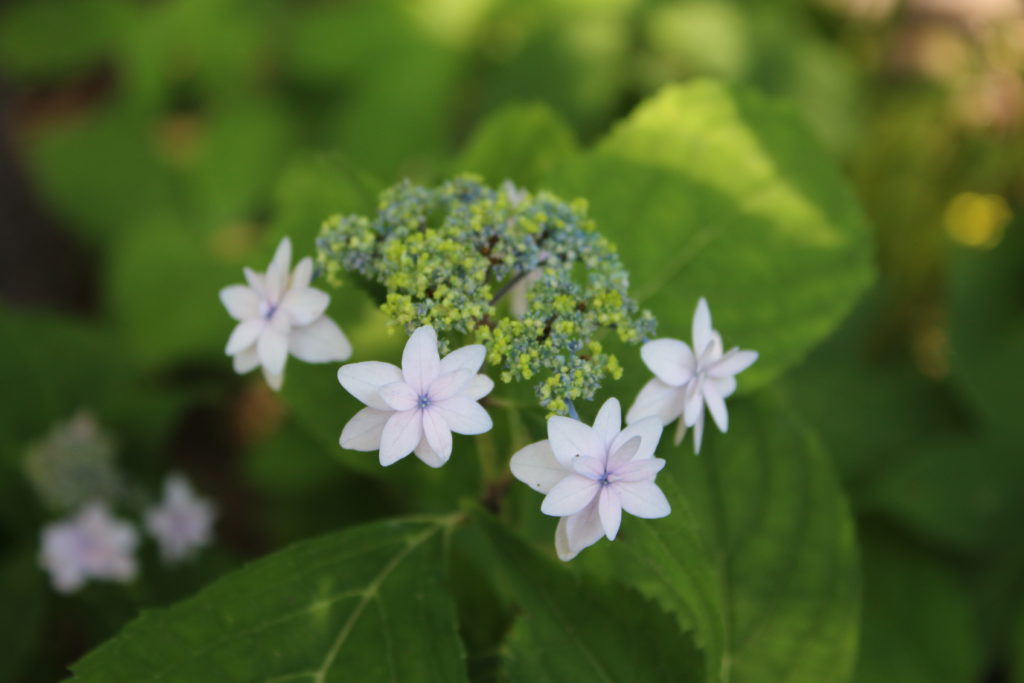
[[145, 475, 216, 563], [510, 398, 670, 561], [39, 503, 138, 593], [338, 325, 494, 468], [626, 297, 757, 453], [220, 237, 352, 391]]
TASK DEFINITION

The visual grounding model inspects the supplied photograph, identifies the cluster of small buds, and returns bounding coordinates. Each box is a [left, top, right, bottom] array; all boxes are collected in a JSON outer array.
[[25, 415, 217, 593], [317, 175, 655, 412], [23, 412, 122, 513]]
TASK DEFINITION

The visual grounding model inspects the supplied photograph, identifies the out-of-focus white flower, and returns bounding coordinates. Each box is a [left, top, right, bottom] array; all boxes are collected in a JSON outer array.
[[510, 398, 670, 561], [144, 475, 216, 563], [626, 297, 757, 453], [220, 237, 352, 391], [39, 503, 138, 594], [23, 412, 121, 512], [338, 325, 494, 468]]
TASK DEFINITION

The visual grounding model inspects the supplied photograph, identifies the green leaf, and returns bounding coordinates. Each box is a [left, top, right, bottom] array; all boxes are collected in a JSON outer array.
[[453, 103, 577, 188], [948, 225, 1024, 436], [578, 395, 859, 683], [26, 104, 177, 245], [106, 216, 238, 370], [71, 517, 469, 683], [853, 528, 983, 683], [0, 0, 130, 83], [472, 508, 705, 683], [547, 80, 874, 389]]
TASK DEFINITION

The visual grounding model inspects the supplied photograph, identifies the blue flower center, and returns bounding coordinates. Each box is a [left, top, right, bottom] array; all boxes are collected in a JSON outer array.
[[417, 394, 432, 410]]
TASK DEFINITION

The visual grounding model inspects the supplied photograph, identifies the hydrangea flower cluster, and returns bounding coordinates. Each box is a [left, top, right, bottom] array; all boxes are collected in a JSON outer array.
[[26, 415, 217, 593], [316, 175, 655, 413]]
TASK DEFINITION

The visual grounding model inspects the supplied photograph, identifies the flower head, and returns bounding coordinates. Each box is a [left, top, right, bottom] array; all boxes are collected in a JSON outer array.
[[510, 398, 671, 561], [338, 325, 494, 468], [144, 475, 216, 563], [626, 297, 757, 453], [39, 503, 138, 593], [220, 237, 352, 390]]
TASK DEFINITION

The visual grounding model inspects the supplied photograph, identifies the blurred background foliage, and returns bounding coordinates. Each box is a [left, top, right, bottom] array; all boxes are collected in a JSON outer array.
[[0, 0, 1022, 680]]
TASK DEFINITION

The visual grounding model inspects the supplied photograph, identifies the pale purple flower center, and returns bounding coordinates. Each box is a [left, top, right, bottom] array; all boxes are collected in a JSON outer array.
[[259, 300, 278, 320]]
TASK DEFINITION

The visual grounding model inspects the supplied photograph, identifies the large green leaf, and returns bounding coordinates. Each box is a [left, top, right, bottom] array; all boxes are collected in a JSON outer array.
[[853, 528, 982, 683], [578, 395, 859, 683], [71, 517, 468, 682], [472, 509, 705, 683], [547, 80, 874, 388], [453, 103, 577, 188]]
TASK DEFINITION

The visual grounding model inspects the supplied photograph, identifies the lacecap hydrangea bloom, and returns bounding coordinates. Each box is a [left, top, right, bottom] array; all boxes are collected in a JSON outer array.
[[338, 325, 493, 467], [220, 237, 352, 390], [144, 475, 216, 563], [39, 503, 139, 593], [317, 175, 655, 414], [510, 398, 670, 560], [627, 298, 758, 453]]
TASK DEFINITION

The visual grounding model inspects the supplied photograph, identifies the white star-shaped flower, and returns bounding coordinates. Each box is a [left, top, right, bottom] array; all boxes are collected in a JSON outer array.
[[39, 503, 139, 594], [337, 325, 494, 468], [144, 475, 216, 564], [220, 237, 353, 391], [626, 297, 757, 453], [510, 398, 671, 561]]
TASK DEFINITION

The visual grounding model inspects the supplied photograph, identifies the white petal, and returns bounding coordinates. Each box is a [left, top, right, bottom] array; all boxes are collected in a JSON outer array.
[[340, 407, 391, 451], [591, 398, 621, 448], [379, 409, 422, 466], [257, 317, 290, 376], [703, 380, 729, 433], [547, 416, 604, 467], [541, 474, 600, 517], [610, 416, 663, 461], [439, 344, 486, 375], [708, 348, 758, 379], [290, 256, 314, 290], [434, 396, 492, 435], [338, 362, 404, 410], [279, 288, 330, 326], [265, 237, 292, 302], [509, 440, 569, 493], [243, 267, 265, 295], [598, 487, 622, 540], [462, 375, 494, 401], [626, 378, 686, 426], [379, 382, 418, 412], [571, 455, 606, 480], [427, 369, 472, 402], [692, 408, 705, 454], [225, 319, 264, 355], [673, 416, 687, 446], [262, 367, 284, 391], [219, 285, 260, 321], [422, 409, 453, 462], [402, 326, 441, 394], [640, 339, 695, 387], [712, 375, 737, 399], [692, 297, 713, 356], [564, 500, 605, 556], [414, 435, 448, 468], [555, 517, 576, 561], [612, 457, 666, 483], [232, 345, 260, 374], [683, 378, 704, 427], [607, 435, 642, 471], [288, 316, 352, 363], [616, 481, 671, 519]]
